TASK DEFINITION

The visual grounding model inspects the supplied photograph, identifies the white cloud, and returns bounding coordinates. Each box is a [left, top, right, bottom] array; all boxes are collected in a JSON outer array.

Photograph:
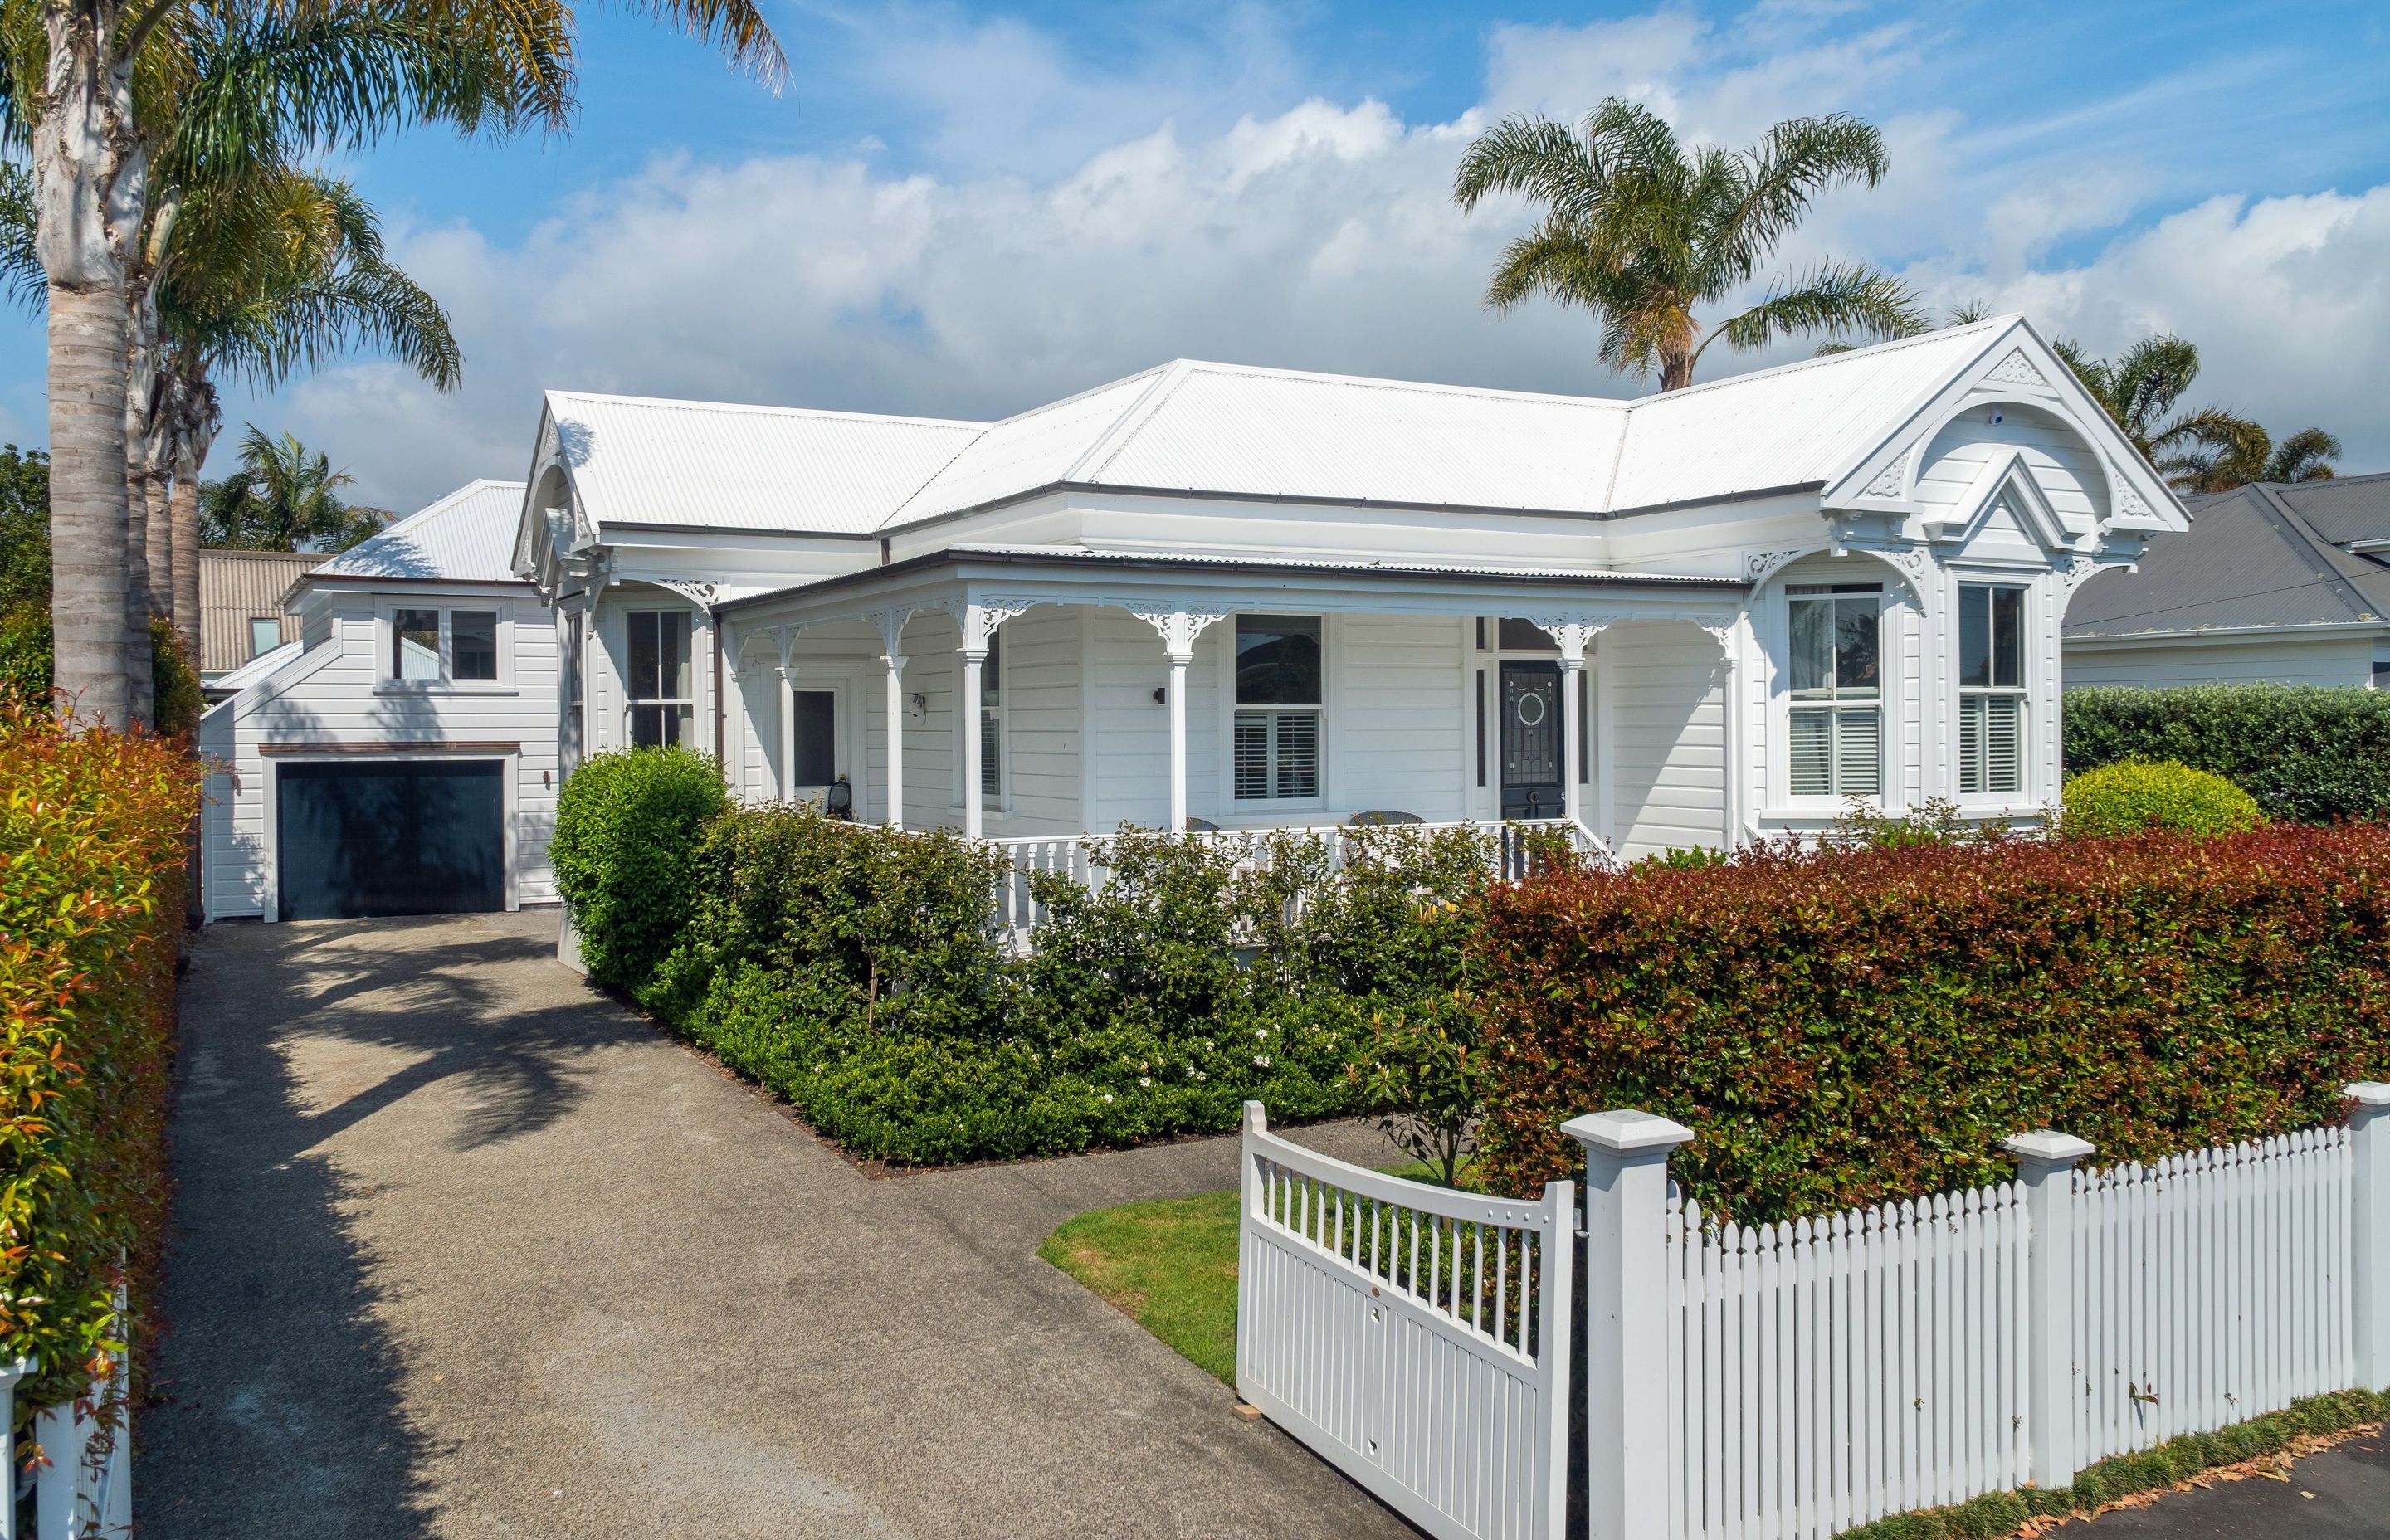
[[239, 4, 2390, 512]]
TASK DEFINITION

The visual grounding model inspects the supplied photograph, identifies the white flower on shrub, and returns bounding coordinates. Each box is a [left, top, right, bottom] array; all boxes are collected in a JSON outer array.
[[1100, 1094, 1115, 1104], [1254, 1029, 1268, 1040], [1195, 1071, 1208, 1082], [1253, 1055, 1271, 1069], [1139, 1077, 1151, 1088]]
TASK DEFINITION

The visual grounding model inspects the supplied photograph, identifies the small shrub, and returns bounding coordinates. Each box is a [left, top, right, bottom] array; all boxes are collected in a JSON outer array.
[[2061, 759, 2264, 840], [0, 701, 199, 1416], [2065, 684, 2390, 822], [1472, 824, 2390, 1225], [550, 747, 728, 996]]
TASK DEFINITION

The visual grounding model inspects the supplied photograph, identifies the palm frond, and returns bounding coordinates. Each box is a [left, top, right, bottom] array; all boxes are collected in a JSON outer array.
[[1707, 112, 1889, 287], [1700, 261, 1928, 363], [2263, 427, 2341, 484], [0, 160, 40, 313], [1451, 115, 1602, 217]]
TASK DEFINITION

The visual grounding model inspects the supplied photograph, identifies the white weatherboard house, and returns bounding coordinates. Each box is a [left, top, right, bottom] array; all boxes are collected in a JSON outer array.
[[200, 480, 562, 922], [514, 317, 2187, 880]]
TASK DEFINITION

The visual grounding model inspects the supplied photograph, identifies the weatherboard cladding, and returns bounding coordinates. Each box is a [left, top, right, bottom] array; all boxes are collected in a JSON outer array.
[[2066, 478, 2390, 638], [544, 319, 2043, 541], [313, 479, 529, 585]]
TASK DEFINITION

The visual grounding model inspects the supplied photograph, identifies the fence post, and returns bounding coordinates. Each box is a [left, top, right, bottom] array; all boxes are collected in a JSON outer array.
[[1565, 1108, 1694, 1540], [2348, 1083, 2390, 1391], [2004, 1129, 2095, 1493], [0, 1360, 24, 1540]]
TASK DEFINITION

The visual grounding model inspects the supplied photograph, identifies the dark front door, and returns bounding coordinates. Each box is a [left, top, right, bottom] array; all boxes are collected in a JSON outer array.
[[1500, 661, 1563, 819], [276, 760, 505, 921]]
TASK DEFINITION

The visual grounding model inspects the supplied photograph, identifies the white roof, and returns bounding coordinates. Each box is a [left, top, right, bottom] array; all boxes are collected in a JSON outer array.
[[540, 318, 2022, 538], [542, 392, 983, 535], [315, 479, 529, 583], [202, 638, 302, 697]]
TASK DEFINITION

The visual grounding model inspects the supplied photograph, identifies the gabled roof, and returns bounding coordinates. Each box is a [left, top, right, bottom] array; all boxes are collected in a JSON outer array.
[[2066, 473, 2390, 639], [314, 479, 529, 584], [530, 315, 2160, 545], [200, 637, 302, 697]]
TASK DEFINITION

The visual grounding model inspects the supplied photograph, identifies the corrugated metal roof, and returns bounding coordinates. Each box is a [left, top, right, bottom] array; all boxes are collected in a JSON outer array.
[[202, 638, 302, 698], [942, 543, 1736, 585], [549, 319, 2030, 537], [314, 479, 529, 583], [548, 391, 982, 535], [198, 549, 322, 674], [2251, 471, 2390, 548], [2066, 479, 2390, 637]]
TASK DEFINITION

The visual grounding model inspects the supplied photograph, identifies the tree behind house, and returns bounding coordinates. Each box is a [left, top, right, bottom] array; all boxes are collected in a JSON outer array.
[[198, 428, 389, 552]]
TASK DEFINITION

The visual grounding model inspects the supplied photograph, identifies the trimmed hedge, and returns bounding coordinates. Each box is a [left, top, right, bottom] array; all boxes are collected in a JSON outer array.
[[0, 703, 198, 1414], [554, 752, 1499, 1162], [1471, 825, 2390, 1225], [2065, 685, 2390, 822], [549, 746, 728, 995], [2061, 759, 2264, 839]]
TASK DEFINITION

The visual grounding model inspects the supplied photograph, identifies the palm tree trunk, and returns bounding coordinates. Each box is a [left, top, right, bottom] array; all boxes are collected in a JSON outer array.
[[168, 394, 212, 662], [34, 3, 147, 729], [1660, 344, 1695, 392]]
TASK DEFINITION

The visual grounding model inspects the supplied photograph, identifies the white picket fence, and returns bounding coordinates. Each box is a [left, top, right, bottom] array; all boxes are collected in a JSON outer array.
[[1238, 1084, 2390, 1540], [1237, 1105, 1576, 1540], [0, 1359, 132, 1540], [990, 817, 1606, 937]]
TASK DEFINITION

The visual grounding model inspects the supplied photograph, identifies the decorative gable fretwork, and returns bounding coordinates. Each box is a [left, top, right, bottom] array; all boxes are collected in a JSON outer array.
[[1982, 348, 2051, 389]]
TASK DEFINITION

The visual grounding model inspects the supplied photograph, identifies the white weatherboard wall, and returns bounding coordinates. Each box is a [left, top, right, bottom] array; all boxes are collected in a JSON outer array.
[[200, 589, 560, 919], [1606, 621, 1726, 860], [2063, 632, 2378, 690]]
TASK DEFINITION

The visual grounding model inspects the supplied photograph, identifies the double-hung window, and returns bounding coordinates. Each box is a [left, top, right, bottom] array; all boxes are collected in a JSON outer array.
[[1233, 615, 1321, 802], [627, 610, 695, 748], [1958, 584, 2027, 796], [390, 607, 501, 685], [978, 628, 1004, 801], [1786, 585, 1882, 798]]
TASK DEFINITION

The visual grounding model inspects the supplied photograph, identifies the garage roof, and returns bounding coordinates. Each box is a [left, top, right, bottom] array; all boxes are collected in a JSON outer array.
[[314, 480, 529, 584]]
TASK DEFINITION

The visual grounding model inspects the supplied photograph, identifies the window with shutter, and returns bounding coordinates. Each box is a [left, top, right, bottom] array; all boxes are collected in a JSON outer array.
[[1958, 585, 2026, 796], [1784, 586, 1882, 797], [1232, 616, 1323, 802]]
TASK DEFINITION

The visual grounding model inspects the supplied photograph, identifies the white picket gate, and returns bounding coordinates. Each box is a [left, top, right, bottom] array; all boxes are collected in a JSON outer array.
[[1236, 1104, 1576, 1540], [1236, 1084, 2390, 1540]]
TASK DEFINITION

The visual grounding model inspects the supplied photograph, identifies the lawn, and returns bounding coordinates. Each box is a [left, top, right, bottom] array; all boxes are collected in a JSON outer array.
[[1037, 1160, 1445, 1384]]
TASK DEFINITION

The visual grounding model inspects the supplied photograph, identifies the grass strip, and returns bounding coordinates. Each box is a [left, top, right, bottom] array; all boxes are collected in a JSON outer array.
[[1837, 1389, 2388, 1537]]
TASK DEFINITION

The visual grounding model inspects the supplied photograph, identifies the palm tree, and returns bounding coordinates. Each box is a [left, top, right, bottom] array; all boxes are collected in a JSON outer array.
[[2051, 334, 2270, 491], [1452, 98, 1926, 391], [0, 0, 783, 729], [2176, 426, 2342, 495], [198, 424, 388, 550]]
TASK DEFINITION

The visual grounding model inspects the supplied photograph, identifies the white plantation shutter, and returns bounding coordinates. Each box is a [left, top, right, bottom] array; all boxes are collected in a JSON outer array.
[[1985, 694, 2021, 794], [1960, 695, 1984, 796], [1235, 713, 1271, 800], [1836, 707, 1881, 797], [1275, 710, 1319, 797], [980, 709, 1002, 794], [1790, 708, 1832, 797], [1234, 709, 1320, 800]]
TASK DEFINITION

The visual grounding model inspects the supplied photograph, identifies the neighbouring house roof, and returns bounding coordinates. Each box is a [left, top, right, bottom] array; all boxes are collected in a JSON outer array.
[[201, 637, 302, 699], [538, 318, 2024, 542], [198, 549, 323, 674], [2066, 471, 2390, 640], [311, 479, 529, 585]]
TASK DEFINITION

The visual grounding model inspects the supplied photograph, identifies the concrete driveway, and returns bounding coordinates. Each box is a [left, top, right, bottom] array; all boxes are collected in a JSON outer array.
[[139, 908, 1417, 1539]]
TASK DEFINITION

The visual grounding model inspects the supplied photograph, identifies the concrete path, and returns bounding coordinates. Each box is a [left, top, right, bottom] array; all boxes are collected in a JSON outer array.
[[139, 909, 1418, 1539], [2075, 1432, 2390, 1536]]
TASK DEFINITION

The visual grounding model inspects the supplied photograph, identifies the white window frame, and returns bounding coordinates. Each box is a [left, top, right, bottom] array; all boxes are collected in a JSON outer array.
[[1956, 582, 2029, 800], [1778, 584, 1886, 806], [1226, 613, 1327, 809], [378, 599, 515, 693], [249, 616, 284, 660], [951, 626, 1012, 815], [622, 607, 697, 749]]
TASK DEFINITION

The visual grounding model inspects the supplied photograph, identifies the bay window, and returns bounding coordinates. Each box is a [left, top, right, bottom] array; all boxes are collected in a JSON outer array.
[[1233, 615, 1321, 801], [627, 609, 695, 748], [1958, 584, 2026, 796], [1786, 585, 1882, 798]]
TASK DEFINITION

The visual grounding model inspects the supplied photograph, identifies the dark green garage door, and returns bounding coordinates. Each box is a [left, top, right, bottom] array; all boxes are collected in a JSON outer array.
[[277, 760, 504, 921]]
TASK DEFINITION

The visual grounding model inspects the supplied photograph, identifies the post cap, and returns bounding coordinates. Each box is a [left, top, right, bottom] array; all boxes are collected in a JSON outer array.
[[2002, 1129, 2095, 1167], [1242, 1099, 1268, 1135], [1562, 1109, 1695, 1156], [2346, 1083, 2390, 1110]]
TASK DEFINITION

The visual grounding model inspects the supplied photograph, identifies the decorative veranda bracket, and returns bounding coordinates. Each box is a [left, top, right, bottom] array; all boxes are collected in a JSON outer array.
[[862, 607, 913, 662], [1126, 603, 1232, 660], [939, 597, 1035, 654]]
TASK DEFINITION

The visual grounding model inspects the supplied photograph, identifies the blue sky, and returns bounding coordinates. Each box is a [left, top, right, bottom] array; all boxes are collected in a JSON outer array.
[[7, 0, 2387, 509]]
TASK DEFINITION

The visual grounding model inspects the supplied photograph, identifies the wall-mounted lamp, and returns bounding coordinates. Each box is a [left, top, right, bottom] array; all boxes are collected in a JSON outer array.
[[1990, 408, 2004, 426], [1151, 685, 1167, 706], [909, 692, 929, 719], [543, 769, 553, 788]]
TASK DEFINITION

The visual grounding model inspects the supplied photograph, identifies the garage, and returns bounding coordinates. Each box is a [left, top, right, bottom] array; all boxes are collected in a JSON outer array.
[[276, 759, 506, 921]]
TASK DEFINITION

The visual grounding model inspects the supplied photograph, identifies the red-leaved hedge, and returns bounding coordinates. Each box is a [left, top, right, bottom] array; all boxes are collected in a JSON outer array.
[[1473, 825, 2390, 1225], [0, 703, 197, 1414]]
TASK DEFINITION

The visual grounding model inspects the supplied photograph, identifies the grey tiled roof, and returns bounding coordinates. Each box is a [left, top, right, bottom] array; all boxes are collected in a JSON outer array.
[[2064, 472, 2390, 638]]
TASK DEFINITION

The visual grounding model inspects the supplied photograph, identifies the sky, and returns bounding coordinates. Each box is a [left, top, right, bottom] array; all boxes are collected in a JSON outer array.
[[4, 0, 2387, 513]]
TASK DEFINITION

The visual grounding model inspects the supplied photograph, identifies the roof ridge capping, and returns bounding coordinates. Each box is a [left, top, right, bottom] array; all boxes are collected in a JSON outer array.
[[542, 386, 988, 432]]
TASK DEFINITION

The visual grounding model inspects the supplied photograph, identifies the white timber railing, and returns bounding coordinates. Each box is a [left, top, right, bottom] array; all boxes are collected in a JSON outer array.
[[988, 818, 1611, 937], [1237, 1084, 2390, 1540], [1237, 1104, 1575, 1540], [0, 1357, 132, 1540]]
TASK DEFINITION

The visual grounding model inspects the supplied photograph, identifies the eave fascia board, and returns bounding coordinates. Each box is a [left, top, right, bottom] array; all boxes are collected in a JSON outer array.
[[2063, 619, 2390, 647]]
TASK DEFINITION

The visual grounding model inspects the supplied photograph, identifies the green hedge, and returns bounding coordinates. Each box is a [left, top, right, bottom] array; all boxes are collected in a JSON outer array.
[[1471, 824, 2390, 1225], [0, 702, 198, 1415], [554, 759, 1499, 1163], [0, 610, 203, 738], [2065, 685, 2390, 822], [2061, 759, 2264, 839], [549, 747, 728, 995]]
